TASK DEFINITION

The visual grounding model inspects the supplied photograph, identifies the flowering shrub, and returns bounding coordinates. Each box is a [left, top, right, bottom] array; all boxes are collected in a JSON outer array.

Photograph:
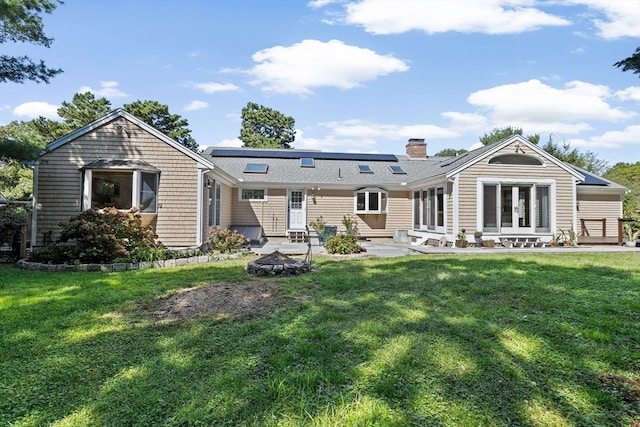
[[206, 227, 248, 253], [29, 207, 160, 264]]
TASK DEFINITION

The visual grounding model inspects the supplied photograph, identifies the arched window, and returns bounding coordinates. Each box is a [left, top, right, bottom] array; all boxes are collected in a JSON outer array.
[[488, 154, 543, 166]]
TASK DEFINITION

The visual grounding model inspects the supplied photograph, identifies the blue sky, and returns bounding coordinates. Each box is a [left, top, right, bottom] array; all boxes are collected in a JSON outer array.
[[1, 0, 639, 166]]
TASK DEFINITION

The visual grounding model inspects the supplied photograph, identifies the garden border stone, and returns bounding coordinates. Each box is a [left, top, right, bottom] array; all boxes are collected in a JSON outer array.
[[15, 250, 247, 272]]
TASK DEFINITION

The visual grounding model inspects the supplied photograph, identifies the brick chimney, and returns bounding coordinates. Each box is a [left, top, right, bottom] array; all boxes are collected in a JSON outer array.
[[406, 138, 427, 158]]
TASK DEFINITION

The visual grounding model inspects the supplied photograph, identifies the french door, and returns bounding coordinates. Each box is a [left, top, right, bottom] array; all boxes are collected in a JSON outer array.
[[500, 185, 533, 234]]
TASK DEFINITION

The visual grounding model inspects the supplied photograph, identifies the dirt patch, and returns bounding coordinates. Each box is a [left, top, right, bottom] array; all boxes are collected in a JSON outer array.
[[146, 280, 306, 321], [599, 373, 640, 421]]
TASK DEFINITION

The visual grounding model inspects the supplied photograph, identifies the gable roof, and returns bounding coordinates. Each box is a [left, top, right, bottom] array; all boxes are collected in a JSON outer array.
[[41, 109, 215, 170], [443, 135, 585, 181], [204, 147, 449, 189]]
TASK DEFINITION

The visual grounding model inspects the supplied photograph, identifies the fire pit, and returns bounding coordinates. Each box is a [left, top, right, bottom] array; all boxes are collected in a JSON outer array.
[[247, 251, 311, 276]]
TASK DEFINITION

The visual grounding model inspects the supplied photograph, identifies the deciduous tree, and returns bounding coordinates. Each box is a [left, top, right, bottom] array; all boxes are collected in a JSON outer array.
[[0, 0, 63, 84], [239, 102, 295, 149], [604, 162, 640, 219]]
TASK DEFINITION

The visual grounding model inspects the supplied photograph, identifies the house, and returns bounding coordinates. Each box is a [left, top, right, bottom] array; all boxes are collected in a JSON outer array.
[[32, 109, 627, 249]]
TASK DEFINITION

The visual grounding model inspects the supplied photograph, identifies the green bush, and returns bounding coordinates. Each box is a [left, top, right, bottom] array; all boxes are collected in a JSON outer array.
[[206, 227, 248, 253], [325, 234, 365, 255], [29, 207, 160, 264], [28, 243, 71, 264]]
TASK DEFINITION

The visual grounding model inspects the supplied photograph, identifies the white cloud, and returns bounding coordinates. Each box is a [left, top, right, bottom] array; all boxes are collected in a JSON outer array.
[[569, 125, 640, 150], [567, 0, 640, 39], [339, 0, 569, 35], [318, 119, 457, 140], [78, 81, 128, 98], [441, 112, 487, 132], [192, 82, 239, 93], [615, 86, 640, 101], [248, 39, 409, 94], [184, 101, 209, 111], [213, 137, 243, 148], [13, 102, 59, 119], [467, 79, 636, 135], [307, 0, 340, 8]]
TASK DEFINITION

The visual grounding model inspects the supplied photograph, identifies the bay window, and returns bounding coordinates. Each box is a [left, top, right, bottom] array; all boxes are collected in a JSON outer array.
[[82, 160, 159, 213], [354, 188, 387, 214]]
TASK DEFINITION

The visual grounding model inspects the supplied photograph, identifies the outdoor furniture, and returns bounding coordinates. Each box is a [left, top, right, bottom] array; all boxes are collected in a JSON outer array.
[[318, 225, 337, 246]]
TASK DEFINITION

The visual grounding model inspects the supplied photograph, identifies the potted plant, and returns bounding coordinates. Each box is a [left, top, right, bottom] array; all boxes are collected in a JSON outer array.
[[455, 229, 468, 248], [473, 230, 483, 247]]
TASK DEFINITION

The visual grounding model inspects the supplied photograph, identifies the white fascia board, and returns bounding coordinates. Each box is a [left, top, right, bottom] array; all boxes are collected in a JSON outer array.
[[444, 135, 585, 182], [41, 109, 217, 171]]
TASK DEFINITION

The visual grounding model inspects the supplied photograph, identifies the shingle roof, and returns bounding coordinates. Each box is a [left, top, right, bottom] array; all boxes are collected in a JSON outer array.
[[204, 147, 449, 188]]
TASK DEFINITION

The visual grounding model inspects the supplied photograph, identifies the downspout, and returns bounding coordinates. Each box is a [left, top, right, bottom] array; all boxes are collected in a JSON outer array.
[[451, 176, 458, 240], [30, 162, 39, 247], [196, 169, 205, 246]]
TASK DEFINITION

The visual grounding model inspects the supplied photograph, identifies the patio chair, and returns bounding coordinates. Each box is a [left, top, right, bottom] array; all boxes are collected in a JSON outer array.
[[318, 225, 338, 246]]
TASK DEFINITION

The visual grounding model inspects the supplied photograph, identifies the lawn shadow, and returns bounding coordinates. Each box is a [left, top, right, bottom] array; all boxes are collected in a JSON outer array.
[[1, 254, 638, 425]]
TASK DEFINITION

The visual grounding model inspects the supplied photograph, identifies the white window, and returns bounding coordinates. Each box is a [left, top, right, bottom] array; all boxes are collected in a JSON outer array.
[[240, 188, 267, 201], [354, 188, 387, 214], [85, 169, 159, 213], [208, 180, 221, 227], [412, 186, 444, 230]]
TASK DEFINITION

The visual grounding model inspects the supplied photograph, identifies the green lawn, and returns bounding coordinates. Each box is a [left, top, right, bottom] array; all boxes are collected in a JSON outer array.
[[1, 253, 639, 426]]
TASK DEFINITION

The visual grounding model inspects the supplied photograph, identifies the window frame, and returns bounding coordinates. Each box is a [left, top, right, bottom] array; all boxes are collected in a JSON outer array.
[[83, 169, 159, 214], [354, 188, 388, 214], [239, 188, 267, 201]]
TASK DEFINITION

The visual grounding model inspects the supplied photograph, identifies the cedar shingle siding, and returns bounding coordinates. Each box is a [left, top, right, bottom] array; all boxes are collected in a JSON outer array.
[[36, 117, 201, 247]]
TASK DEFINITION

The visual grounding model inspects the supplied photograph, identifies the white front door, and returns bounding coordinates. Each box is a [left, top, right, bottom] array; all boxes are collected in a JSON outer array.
[[288, 189, 306, 230]]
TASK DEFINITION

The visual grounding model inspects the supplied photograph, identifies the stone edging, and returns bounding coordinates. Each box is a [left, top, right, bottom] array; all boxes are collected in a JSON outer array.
[[15, 251, 247, 272]]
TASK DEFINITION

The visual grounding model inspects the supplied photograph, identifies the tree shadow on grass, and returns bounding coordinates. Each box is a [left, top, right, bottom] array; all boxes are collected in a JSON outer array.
[[1, 254, 638, 425]]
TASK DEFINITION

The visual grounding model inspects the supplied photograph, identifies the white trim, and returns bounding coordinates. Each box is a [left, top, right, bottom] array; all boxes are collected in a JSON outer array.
[[476, 177, 556, 235], [446, 135, 584, 182], [452, 176, 460, 239], [196, 171, 204, 246], [82, 170, 92, 211], [31, 163, 39, 247], [42, 109, 216, 170], [239, 188, 268, 201]]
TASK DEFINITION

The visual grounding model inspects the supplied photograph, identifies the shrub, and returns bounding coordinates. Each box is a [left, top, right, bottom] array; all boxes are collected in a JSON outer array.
[[28, 243, 71, 264], [325, 234, 365, 255], [29, 207, 160, 264], [206, 227, 248, 253]]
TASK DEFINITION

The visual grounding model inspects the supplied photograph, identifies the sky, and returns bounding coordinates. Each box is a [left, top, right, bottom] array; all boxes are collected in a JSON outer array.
[[1, 0, 639, 167]]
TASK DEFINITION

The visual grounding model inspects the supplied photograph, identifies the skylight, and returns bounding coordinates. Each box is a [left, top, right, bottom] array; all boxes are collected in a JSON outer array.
[[300, 157, 315, 168], [388, 165, 406, 174], [357, 164, 373, 173], [244, 163, 268, 173]]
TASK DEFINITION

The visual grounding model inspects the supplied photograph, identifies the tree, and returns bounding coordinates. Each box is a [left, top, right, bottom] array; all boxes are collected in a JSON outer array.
[[239, 102, 295, 149], [479, 126, 539, 145], [541, 136, 608, 175], [0, 121, 46, 200], [604, 162, 640, 219], [0, 0, 63, 84], [614, 47, 640, 77], [58, 92, 112, 130], [124, 100, 199, 152], [435, 148, 468, 157]]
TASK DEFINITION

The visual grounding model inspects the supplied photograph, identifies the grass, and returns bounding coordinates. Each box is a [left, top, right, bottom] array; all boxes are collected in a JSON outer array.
[[1, 252, 639, 426]]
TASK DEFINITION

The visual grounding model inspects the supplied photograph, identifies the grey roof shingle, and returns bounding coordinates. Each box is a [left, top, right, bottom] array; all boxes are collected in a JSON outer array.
[[204, 147, 449, 188]]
